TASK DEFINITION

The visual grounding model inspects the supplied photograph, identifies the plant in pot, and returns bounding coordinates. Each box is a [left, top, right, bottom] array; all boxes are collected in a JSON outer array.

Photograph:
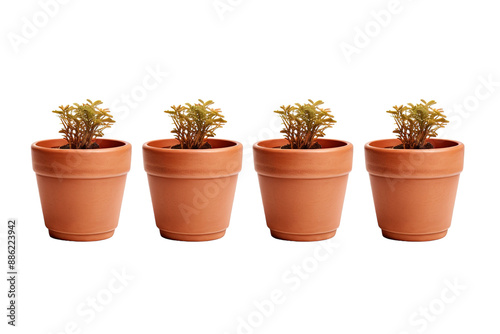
[[143, 99, 243, 241], [31, 99, 132, 241], [365, 99, 464, 241], [253, 100, 353, 241]]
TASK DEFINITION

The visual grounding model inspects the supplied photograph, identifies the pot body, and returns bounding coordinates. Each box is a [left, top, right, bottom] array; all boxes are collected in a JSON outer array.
[[143, 139, 242, 241], [32, 139, 132, 241], [253, 139, 353, 241], [365, 138, 464, 241]]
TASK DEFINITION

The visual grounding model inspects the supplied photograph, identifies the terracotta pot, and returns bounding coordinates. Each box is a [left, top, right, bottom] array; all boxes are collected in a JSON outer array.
[[32, 139, 132, 241], [365, 138, 464, 241], [143, 138, 242, 241], [253, 139, 353, 241]]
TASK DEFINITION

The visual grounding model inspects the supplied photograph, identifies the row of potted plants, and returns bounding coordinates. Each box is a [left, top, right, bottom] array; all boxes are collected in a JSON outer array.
[[31, 99, 464, 242]]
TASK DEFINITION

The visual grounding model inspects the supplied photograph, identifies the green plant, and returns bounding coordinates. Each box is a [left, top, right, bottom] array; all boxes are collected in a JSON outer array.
[[165, 99, 226, 149], [387, 99, 448, 149], [275, 99, 336, 149], [53, 99, 115, 149]]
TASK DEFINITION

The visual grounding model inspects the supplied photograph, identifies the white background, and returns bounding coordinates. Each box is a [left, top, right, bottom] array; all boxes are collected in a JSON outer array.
[[1, 0, 499, 333]]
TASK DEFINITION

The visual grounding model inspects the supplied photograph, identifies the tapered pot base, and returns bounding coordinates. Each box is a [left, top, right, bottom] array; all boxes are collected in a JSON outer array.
[[159, 230, 226, 242], [271, 230, 337, 242], [49, 230, 115, 242], [381, 230, 448, 242]]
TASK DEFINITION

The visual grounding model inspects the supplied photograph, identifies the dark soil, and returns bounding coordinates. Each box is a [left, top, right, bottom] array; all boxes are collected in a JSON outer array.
[[280, 142, 322, 149], [393, 142, 434, 149], [170, 142, 212, 149], [59, 142, 100, 149]]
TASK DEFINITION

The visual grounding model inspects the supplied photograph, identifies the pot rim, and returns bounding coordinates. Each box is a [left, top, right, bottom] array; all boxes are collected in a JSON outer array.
[[143, 138, 242, 153], [143, 138, 243, 178], [365, 138, 464, 178], [32, 138, 132, 178], [365, 138, 464, 153], [32, 138, 131, 153], [253, 138, 352, 153], [253, 138, 353, 178]]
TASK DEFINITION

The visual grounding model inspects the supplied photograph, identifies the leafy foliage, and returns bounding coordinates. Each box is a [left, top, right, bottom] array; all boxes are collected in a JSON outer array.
[[387, 99, 448, 149], [275, 99, 336, 149], [165, 99, 226, 149], [53, 99, 115, 149]]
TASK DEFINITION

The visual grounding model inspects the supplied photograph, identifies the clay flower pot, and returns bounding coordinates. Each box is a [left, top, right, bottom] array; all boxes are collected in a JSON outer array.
[[365, 138, 464, 241], [143, 138, 242, 241], [253, 139, 353, 241], [32, 139, 132, 241]]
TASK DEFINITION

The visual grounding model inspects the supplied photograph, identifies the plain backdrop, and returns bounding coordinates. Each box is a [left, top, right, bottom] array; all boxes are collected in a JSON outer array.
[[1, 0, 499, 333]]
